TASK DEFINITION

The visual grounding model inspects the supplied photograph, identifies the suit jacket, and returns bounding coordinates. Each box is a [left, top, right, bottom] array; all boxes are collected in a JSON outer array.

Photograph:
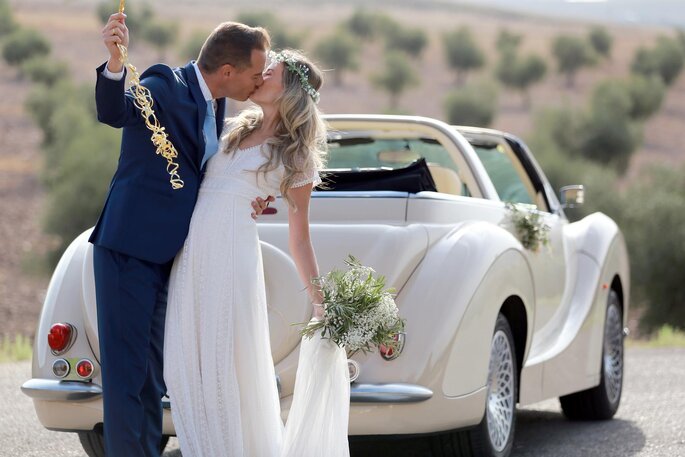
[[89, 61, 226, 264]]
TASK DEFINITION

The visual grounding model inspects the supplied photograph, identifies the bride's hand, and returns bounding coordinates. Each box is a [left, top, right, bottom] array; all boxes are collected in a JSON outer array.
[[312, 303, 325, 320]]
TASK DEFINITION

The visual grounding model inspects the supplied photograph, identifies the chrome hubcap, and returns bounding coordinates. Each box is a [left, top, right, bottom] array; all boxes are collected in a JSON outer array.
[[603, 303, 623, 405], [486, 330, 515, 452]]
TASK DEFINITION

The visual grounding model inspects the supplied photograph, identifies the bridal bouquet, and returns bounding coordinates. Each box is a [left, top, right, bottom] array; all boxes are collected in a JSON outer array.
[[299, 255, 405, 355]]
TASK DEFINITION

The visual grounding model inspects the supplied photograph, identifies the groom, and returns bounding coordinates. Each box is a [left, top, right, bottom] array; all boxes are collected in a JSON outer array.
[[92, 13, 274, 456]]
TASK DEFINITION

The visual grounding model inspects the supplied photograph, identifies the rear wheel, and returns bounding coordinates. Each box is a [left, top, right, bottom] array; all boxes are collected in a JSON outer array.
[[78, 424, 170, 457], [431, 313, 518, 457], [560, 289, 623, 420]]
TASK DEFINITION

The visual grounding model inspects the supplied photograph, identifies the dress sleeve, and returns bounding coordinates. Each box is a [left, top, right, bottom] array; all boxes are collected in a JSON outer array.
[[291, 159, 322, 189]]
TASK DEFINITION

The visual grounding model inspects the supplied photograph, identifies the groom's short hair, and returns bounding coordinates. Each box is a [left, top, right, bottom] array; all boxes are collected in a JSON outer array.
[[197, 22, 271, 73]]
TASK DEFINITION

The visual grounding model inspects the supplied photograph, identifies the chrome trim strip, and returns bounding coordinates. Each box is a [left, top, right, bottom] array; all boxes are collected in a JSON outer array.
[[350, 383, 433, 403], [21, 379, 102, 402], [22, 379, 433, 405]]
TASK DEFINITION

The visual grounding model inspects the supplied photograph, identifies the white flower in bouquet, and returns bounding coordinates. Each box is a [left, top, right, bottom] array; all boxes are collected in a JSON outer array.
[[298, 255, 406, 356]]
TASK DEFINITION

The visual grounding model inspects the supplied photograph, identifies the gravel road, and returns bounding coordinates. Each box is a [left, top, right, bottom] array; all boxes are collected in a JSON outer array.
[[1, 348, 683, 457]]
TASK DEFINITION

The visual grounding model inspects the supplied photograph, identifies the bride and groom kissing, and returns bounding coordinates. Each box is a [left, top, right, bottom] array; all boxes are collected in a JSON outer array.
[[93, 12, 349, 457]]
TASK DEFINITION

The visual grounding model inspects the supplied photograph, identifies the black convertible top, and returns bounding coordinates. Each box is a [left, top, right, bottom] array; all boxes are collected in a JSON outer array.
[[317, 158, 437, 194]]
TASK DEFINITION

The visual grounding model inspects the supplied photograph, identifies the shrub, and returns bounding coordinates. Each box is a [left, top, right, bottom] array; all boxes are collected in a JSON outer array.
[[141, 20, 179, 60], [384, 26, 428, 58], [625, 75, 665, 120], [443, 26, 485, 85], [2, 28, 51, 66], [237, 11, 302, 49], [371, 51, 419, 109], [621, 165, 685, 332], [496, 51, 547, 106], [0, 0, 17, 37], [181, 30, 210, 62], [495, 29, 523, 54], [20, 57, 69, 87], [552, 34, 595, 87], [315, 30, 360, 86], [631, 36, 685, 86], [588, 26, 612, 60], [443, 81, 498, 127]]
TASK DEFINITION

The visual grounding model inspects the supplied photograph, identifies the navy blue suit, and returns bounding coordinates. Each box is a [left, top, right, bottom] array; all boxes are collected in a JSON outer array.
[[91, 61, 225, 456]]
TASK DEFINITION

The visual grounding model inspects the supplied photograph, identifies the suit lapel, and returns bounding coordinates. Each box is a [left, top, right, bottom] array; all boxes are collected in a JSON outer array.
[[184, 62, 207, 171]]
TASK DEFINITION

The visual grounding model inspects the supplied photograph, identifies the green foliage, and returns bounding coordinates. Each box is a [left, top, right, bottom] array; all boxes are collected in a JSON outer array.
[[344, 8, 389, 40], [588, 26, 613, 59], [43, 124, 120, 260], [631, 36, 685, 86], [443, 26, 486, 85], [20, 57, 69, 87], [505, 203, 550, 251], [371, 51, 419, 109], [0, 335, 32, 363], [2, 28, 51, 66], [495, 28, 522, 54], [237, 11, 302, 49], [625, 75, 665, 120], [141, 20, 179, 59], [443, 81, 498, 127], [384, 26, 428, 58], [552, 34, 596, 87], [620, 165, 685, 332], [300, 255, 405, 355], [496, 50, 547, 104], [96, 0, 152, 35], [0, 0, 17, 37], [181, 30, 210, 62], [314, 30, 359, 86], [24, 80, 116, 259]]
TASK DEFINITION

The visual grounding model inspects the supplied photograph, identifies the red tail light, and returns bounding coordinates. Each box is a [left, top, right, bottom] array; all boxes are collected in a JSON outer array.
[[48, 323, 76, 355], [76, 359, 94, 379]]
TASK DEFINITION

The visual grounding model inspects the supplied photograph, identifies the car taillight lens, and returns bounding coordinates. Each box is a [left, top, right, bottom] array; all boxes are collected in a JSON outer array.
[[48, 323, 76, 355], [52, 359, 70, 378], [76, 359, 94, 379], [380, 333, 405, 361]]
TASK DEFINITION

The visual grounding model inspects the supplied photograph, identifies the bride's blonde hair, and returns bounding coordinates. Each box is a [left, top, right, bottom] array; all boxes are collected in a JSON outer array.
[[222, 49, 327, 209]]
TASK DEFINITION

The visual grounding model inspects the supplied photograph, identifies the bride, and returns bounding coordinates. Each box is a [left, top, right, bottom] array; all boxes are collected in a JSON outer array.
[[163, 49, 350, 457]]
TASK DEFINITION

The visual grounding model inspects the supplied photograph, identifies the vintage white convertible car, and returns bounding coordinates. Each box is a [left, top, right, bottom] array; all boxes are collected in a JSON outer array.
[[22, 115, 629, 457]]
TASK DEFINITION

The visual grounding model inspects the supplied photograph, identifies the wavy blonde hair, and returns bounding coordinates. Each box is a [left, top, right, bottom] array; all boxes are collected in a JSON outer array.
[[221, 49, 327, 209]]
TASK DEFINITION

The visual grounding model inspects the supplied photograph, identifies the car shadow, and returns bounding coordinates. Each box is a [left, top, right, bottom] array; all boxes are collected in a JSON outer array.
[[161, 409, 647, 457], [512, 409, 646, 456]]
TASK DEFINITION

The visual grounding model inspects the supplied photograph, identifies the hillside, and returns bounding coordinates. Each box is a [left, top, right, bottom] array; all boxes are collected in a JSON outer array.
[[1, 0, 683, 338]]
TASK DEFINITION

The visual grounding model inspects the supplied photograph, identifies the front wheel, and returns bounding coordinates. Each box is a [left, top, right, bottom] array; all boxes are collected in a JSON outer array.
[[560, 289, 624, 420], [78, 425, 170, 457], [431, 313, 518, 457]]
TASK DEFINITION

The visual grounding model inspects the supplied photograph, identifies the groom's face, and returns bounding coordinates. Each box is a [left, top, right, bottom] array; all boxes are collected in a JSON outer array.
[[222, 48, 267, 101]]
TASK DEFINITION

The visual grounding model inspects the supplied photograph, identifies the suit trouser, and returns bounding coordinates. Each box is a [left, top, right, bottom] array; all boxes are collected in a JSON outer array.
[[93, 245, 173, 457]]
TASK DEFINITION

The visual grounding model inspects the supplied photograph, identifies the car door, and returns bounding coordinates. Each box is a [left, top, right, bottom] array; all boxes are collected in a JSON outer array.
[[468, 134, 568, 343]]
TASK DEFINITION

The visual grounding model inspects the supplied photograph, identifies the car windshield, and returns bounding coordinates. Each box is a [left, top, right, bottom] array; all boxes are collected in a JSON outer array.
[[326, 137, 459, 173]]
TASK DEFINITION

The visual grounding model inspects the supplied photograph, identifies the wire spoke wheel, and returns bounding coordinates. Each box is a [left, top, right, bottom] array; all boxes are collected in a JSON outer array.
[[486, 330, 515, 452]]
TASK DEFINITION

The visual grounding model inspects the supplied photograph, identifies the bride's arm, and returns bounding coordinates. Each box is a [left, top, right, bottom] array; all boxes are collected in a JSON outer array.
[[287, 183, 324, 319]]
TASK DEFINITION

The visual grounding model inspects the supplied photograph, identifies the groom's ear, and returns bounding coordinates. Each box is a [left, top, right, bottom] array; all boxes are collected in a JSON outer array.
[[220, 63, 237, 78]]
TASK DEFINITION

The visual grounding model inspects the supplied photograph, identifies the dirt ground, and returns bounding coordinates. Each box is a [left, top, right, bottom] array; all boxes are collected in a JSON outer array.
[[1, 0, 683, 339]]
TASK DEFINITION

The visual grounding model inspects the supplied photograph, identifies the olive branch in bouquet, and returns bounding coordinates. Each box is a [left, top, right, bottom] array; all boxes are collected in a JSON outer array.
[[294, 255, 406, 357]]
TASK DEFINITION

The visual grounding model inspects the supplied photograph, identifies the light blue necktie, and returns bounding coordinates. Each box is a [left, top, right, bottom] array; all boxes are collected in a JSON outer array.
[[201, 100, 218, 169]]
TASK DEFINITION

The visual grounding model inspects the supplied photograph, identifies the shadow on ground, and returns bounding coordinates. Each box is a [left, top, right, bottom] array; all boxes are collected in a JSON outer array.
[[340, 409, 646, 457]]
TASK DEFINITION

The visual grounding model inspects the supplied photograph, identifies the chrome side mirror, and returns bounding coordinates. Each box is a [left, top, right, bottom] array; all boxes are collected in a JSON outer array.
[[560, 185, 584, 208]]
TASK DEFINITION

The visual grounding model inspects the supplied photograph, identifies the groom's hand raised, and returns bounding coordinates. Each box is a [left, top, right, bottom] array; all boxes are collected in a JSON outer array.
[[251, 195, 276, 220], [102, 12, 129, 73]]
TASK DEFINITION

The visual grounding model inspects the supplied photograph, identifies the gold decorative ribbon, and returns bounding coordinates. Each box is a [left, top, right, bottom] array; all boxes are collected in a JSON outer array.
[[116, 0, 184, 189]]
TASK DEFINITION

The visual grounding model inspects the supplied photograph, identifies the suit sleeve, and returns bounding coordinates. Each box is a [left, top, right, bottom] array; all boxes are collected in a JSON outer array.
[[94, 61, 170, 129]]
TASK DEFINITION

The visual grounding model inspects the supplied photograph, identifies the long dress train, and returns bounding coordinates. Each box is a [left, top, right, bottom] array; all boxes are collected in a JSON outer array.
[[163, 141, 350, 457]]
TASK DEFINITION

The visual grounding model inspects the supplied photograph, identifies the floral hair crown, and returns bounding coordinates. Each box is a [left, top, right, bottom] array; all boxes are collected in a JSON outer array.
[[269, 50, 320, 104]]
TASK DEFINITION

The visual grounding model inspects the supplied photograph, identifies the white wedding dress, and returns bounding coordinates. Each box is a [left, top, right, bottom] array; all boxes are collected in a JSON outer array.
[[163, 139, 350, 457]]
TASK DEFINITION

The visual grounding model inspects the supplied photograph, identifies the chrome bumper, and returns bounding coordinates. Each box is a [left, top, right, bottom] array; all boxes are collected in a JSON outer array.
[[21, 379, 103, 402], [22, 379, 432, 404]]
